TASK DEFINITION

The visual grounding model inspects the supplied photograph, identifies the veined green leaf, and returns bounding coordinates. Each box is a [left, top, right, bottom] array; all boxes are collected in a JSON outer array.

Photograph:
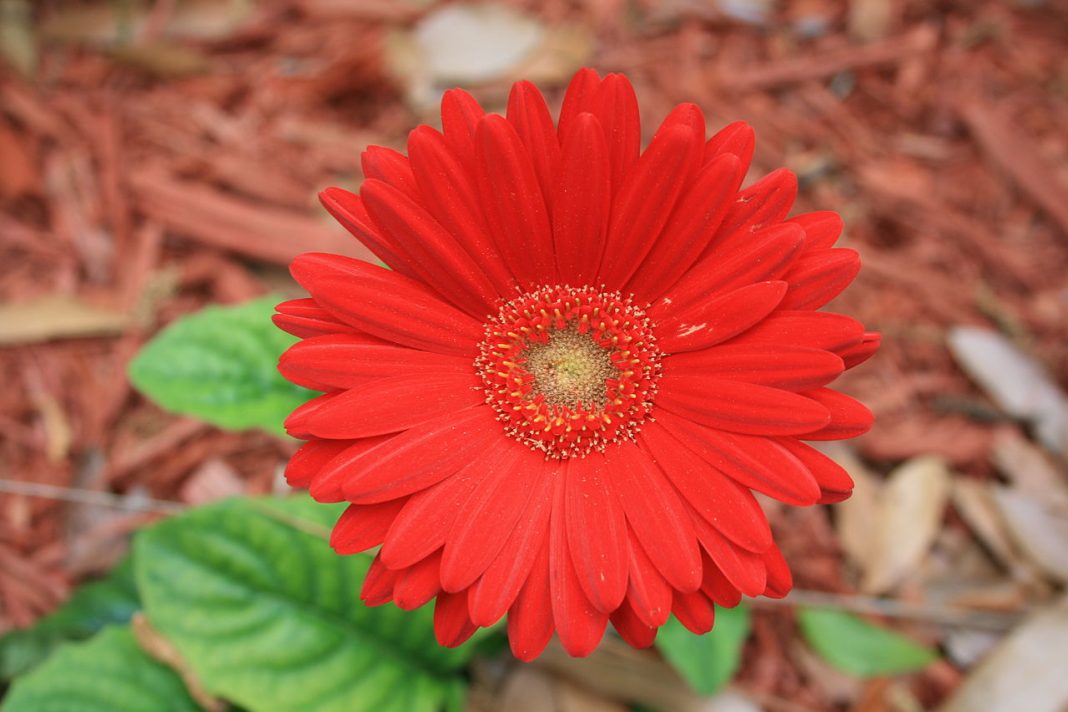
[[128, 296, 314, 435], [655, 604, 751, 695], [797, 607, 937, 677], [134, 496, 481, 712], [0, 626, 201, 712], [0, 556, 140, 679]]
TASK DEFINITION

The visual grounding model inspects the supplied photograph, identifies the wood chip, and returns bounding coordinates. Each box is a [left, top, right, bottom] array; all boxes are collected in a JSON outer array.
[[130, 169, 374, 266]]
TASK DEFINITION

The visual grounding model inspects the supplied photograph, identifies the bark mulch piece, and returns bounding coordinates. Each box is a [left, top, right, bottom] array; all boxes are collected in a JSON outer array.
[[2, 0, 1067, 708]]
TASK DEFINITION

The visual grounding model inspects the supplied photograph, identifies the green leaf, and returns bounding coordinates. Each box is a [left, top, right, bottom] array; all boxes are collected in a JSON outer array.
[[134, 496, 482, 712], [0, 556, 140, 679], [655, 604, 751, 695], [797, 607, 938, 677], [0, 626, 202, 712], [128, 296, 314, 434]]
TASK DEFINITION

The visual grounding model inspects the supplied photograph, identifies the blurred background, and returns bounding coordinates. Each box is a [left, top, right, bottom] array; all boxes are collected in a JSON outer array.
[[1, 0, 1067, 710]]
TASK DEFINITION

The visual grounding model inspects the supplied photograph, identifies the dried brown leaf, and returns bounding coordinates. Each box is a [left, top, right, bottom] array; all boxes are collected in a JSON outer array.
[[938, 603, 1068, 712], [0, 295, 128, 345], [991, 486, 1068, 583], [862, 456, 951, 594], [947, 327, 1068, 457]]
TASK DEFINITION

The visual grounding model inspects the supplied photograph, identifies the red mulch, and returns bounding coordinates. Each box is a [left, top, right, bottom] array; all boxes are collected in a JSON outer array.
[[2, 0, 1067, 708]]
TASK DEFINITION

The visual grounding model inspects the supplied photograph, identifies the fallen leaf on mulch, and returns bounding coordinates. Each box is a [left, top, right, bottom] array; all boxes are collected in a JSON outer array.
[[938, 603, 1068, 712], [862, 456, 951, 594], [0, 295, 128, 345], [947, 327, 1068, 457], [990, 487, 1068, 584]]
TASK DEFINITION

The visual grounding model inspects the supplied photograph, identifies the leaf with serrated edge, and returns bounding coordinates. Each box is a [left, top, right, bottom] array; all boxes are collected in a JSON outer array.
[[1, 626, 201, 712], [135, 496, 482, 712], [798, 608, 937, 678], [655, 605, 751, 695], [129, 296, 315, 435], [0, 555, 140, 679]]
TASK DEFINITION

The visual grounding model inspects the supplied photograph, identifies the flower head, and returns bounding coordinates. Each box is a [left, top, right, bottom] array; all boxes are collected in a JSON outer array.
[[275, 68, 879, 660]]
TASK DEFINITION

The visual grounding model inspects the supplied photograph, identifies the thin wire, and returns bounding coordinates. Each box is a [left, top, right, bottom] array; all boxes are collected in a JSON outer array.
[[0, 479, 185, 514], [0, 478, 1035, 630], [754, 588, 1025, 631]]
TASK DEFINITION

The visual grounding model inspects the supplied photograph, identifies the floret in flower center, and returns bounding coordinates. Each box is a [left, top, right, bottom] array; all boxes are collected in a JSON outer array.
[[476, 285, 662, 460]]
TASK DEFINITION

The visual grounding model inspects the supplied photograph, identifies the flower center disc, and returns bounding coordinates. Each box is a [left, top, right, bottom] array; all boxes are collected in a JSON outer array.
[[476, 285, 662, 459]]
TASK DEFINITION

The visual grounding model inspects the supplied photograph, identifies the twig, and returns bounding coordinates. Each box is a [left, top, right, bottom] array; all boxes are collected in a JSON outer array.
[[723, 24, 938, 90], [0, 479, 185, 515], [754, 589, 1025, 631]]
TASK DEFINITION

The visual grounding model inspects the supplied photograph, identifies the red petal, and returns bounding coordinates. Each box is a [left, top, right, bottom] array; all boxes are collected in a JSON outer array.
[[283, 391, 337, 439], [468, 461, 556, 627], [475, 115, 555, 288], [727, 311, 865, 353], [704, 121, 755, 170], [298, 373, 481, 439], [273, 298, 351, 339], [840, 331, 881, 369], [708, 168, 797, 257], [551, 112, 610, 285], [307, 435, 392, 502], [285, 438, 352, 489], [779, 248, 861, 311], [789, 210, 843, 250], [655, 102, 707, 144], [656, 412, 822, 505], [434, 590, 478, 648], [379, 462, 487, 569], [672, 589, 716, 634], [599, 122, 701, 289], [361, 145, 419, 202], [640, 422, 773, 553], [689, 509, 767, 596], [507, 80, 560, 209], [407, 126, 516, 296], [651, 223, 804, 319], [279, 334, 471, 391], [440, 441, 540, 592], [362, 178, 499, 315], [290, 254, 482, 356], [701, 554, 743, 608], [558, 68, 602, 141], [658, 375, 830, 436], [508, 537, 554, 662], [798, 388, 874, 440], [318, 188, 421, 281], [656, 281, 788, 354], [611, 599, 658, 648], [626, 154, 743, 301], [330, 499, 407, 555], [761, 544, 793, 598], [626, 532, 673, 627], [664, 345, 845, 392], [334, 406, 500, 503], [592, 73, 641, 193], [360, 552, 399, 606], [393, 550, 443, 611], [776, 438, 854, 504], [552, 470, 609, 656], [611, 446, 702, 592], [440, 89, 484, 172], [564, 454, 629, 613]]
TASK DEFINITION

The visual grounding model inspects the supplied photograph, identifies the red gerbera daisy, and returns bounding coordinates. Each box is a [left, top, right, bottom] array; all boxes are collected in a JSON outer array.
[[275, 68, 879, 661]]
